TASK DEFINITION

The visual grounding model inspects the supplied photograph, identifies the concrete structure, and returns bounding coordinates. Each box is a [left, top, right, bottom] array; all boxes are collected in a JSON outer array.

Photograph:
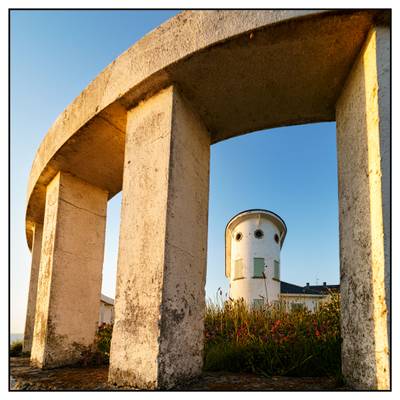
[[30, 172, 108, 368], [225, 210, 286, 307], [22, 11, 390, 389], [336, 26, 390, 389], [25, 292, 115, 355], [22, 223, 43, 353], [99, 295, 114, 325], [109, 86, 210, 389]]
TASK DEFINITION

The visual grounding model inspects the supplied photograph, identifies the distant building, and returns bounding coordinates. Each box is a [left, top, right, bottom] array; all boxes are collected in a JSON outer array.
[[99, 294, 114, 325], [225, 209, 286, 307], [280, 281, 339, 312], [225, 209, 339, 311]]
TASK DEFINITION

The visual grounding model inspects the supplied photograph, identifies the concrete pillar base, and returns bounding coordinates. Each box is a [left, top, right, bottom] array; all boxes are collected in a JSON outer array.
[[336, 25, 390, 389], [30, 172, 108, 368], [23, 223, 43, 353], [109, 86, 210, 389]]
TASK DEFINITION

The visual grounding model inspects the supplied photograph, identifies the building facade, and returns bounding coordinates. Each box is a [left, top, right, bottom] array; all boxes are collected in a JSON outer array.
[[99, 294, 114, 325], [280, 281, 339, 312]]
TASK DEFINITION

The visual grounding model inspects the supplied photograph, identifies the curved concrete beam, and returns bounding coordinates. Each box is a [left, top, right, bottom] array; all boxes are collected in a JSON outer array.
[[25, 9, 383, 248]]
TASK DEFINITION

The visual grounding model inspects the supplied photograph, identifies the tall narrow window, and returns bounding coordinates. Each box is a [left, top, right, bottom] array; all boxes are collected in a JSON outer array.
[[234, 259, 244, 280], [253, 257, 264, 277], [273, 260, 280, 280]]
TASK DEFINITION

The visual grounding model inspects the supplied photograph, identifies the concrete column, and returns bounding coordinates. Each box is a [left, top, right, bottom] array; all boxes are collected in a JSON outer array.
[[336, 25, 390, 390], [109, 86, 210, 389], [30, 172, 108, 368], [23, 223, 43, 353]]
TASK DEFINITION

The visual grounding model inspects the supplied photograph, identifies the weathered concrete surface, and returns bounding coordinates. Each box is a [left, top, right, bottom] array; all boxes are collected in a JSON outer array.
[[108, 86, 210, 389], [25, 10, 386, 248], [23, 223, 43, 353], [336, 25, 390, 390], [30, 172, 108, 368]]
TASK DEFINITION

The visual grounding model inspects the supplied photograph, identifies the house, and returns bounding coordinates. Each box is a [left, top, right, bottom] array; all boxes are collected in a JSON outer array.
[[99, 294, 114, 325], [280, 281, 339, 312]]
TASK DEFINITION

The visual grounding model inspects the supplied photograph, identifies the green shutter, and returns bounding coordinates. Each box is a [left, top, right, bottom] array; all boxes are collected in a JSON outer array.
[[253, 299, 264, 309], [234, 259, 243, 280], [253, 258, 264, 277], [274, 260, 280, 280]]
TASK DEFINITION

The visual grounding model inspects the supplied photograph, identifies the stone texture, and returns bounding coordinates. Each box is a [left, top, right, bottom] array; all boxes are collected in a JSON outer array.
[[23, 223, 43, 353], [335, 25, 390, 390], [108, 86, 210, 389], [30, 172, 108, 368]]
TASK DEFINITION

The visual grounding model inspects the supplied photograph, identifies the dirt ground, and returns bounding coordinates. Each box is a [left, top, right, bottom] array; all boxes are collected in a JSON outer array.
[[10, 357, 348, 391]]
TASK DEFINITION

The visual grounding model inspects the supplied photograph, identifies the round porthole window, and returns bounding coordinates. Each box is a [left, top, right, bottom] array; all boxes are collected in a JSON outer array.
[[254, 229, 264, 239], [274, 234, 280, 244], [235, 232, 243, 241]]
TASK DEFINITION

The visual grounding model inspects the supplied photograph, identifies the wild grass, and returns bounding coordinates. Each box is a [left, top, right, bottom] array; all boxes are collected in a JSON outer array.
[[67, 292, 341, 376], [203, 293, 341, 377]]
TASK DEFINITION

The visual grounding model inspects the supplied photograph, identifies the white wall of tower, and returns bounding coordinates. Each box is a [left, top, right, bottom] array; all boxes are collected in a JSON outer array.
[[228, 215, 283, 306]]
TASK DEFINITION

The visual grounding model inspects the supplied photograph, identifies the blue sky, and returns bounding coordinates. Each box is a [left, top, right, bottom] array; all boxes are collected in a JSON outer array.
[[10, 10, 339, 333]]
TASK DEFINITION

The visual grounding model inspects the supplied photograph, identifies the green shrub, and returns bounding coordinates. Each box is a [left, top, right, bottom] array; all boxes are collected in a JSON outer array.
[[79, 323, 113, 366], [203, 293, 341, 377], [10, 340, 23, 357], [95, 322, 113, 363]]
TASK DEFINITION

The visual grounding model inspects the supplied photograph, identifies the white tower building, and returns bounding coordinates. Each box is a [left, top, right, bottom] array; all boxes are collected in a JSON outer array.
[[225, 209, 287, 307]]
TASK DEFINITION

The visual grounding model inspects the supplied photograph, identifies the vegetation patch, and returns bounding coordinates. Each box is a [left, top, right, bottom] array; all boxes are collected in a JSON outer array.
[[79, 323, 113, 366], [27, 294, 340, 377], [204, 293, 341, 377], [10, 340, 23, 357]]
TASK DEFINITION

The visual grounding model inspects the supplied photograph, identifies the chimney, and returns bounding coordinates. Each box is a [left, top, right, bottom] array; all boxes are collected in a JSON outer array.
[[323, 282, 327, 287]]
